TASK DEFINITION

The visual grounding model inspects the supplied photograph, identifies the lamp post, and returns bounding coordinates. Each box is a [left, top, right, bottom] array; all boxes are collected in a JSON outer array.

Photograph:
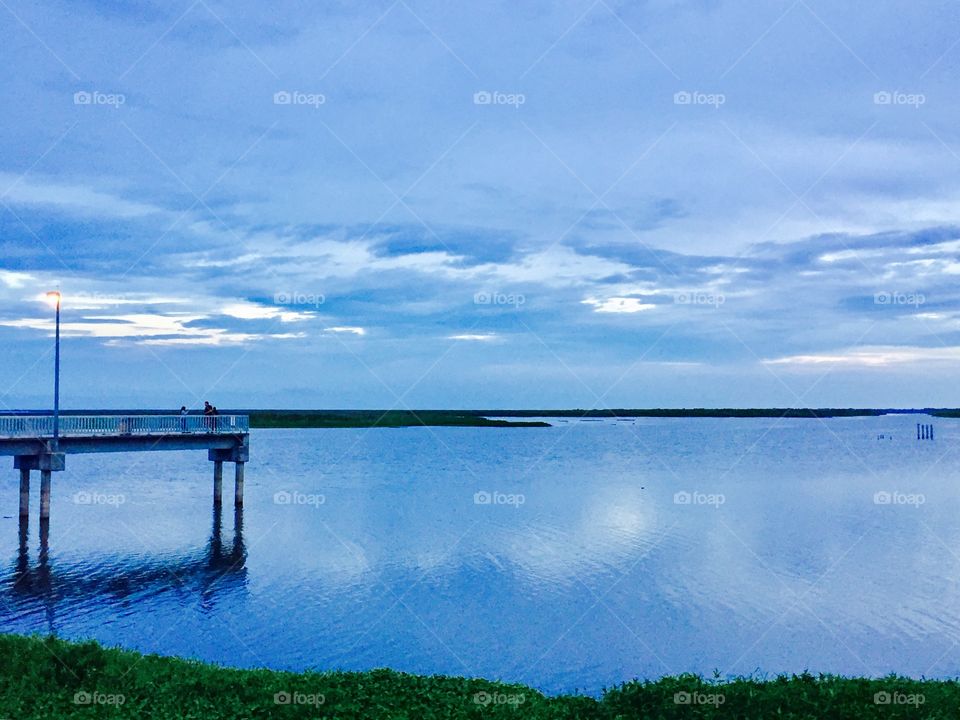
[[45, 291, 61, 450]]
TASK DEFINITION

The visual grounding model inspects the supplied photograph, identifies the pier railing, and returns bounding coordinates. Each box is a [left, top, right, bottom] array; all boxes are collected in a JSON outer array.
[[0, 414, 249, 439]]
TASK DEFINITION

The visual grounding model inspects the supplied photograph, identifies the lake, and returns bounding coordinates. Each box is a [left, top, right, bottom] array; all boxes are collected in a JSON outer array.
[[1, 415, 958, 695]]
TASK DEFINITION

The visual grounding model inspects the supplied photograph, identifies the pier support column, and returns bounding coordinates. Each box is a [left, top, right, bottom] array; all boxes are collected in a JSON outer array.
[[19, 468, 30, 517], [209, 439, 248, 509], [213, 461, 223, 506], [39, 470, 51, 520], [234, 462, 244, 508]]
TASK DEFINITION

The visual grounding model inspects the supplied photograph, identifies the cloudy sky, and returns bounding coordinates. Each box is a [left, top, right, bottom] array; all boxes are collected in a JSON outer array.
[[3, 0, 960, 409]]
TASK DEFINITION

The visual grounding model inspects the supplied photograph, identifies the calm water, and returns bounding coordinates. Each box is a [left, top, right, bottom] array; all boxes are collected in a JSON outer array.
[[2, 416, 960, 694]]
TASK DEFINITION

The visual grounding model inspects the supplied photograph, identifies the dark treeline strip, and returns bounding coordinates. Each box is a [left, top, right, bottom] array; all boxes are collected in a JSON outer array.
[[248, 411, 550, 428]]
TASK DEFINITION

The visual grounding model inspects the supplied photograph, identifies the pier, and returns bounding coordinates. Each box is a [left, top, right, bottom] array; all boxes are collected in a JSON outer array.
[[0, 414, 250, 520]]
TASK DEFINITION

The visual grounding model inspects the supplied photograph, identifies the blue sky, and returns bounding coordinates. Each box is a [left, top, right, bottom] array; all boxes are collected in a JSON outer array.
[[3, 0, 960, 408]]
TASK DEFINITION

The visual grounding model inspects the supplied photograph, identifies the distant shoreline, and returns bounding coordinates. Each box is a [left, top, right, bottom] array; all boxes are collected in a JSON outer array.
[[3, 408, 958, 428], [247, 411, 551, 428], [243, 408, 960, 427]]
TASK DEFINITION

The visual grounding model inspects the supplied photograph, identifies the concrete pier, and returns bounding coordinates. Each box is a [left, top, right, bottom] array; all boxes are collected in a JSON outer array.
[[2, 414, 249, 523]]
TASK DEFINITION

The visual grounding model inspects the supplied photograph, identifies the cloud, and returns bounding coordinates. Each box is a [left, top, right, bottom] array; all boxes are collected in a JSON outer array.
[[448, 333, 498, 341], [764, 346, 960, 368], [0, 305, 312, 347], [132, 332, 306, 347], [220, 301, 313, 322], [0, 174, 164, 219], [8, 0, 960, 405], [49, 293, 189, 310], [0, 270, 34, 288], [582, 297, 657, 313]]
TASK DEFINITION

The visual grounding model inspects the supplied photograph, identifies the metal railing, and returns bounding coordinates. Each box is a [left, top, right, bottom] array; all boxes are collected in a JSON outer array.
[[0, 414, 249, 438]]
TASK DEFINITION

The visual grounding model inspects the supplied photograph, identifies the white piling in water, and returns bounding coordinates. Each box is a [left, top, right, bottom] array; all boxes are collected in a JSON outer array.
[[39, 470, 51, 520], [234, 462, 244, 508]]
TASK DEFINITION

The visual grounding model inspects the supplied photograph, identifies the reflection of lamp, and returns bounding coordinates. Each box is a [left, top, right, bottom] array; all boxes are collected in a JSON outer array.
[[45, 291, 61, 449]]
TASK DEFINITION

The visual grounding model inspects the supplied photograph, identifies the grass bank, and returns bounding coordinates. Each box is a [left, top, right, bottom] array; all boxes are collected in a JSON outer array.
[[0, 634, 956, 718]]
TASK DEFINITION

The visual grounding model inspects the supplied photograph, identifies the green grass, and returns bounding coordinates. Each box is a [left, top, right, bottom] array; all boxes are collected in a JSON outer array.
[[1, 634, 958, 718]]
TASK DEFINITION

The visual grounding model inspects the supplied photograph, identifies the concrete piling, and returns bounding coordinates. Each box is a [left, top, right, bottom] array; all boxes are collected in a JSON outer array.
[[19, 468, 29, 517], [234, 462, 244, 508], [39, 470, 51, 520], [213, 461, 223, 506]]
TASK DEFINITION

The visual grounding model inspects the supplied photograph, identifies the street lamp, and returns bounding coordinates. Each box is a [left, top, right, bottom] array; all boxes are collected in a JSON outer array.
[[45, 291, 61, 449]]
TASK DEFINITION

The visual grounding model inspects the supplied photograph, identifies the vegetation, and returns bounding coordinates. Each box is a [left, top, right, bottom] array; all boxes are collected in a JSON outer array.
[[1, 634, 957, 719], [477, 408, 929, 418], [929, 409, 960, 418], [247, 410, 550, 428]]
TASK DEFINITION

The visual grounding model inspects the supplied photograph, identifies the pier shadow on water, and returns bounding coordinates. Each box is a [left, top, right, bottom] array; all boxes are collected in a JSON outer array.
[[5, 503, 247, 633]]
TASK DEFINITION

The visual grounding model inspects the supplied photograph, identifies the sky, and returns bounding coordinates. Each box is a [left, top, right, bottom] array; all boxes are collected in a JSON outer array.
[[3, 0, 960, 409]]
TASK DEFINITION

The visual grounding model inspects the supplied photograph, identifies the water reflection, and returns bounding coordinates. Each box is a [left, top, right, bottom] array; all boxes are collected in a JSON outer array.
[[200, 505, 247, 613], [7, 503, 247, 630]]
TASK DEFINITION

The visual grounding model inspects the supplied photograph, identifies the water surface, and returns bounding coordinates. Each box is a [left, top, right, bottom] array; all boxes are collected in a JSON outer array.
[[2, 416, 959, 694]]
